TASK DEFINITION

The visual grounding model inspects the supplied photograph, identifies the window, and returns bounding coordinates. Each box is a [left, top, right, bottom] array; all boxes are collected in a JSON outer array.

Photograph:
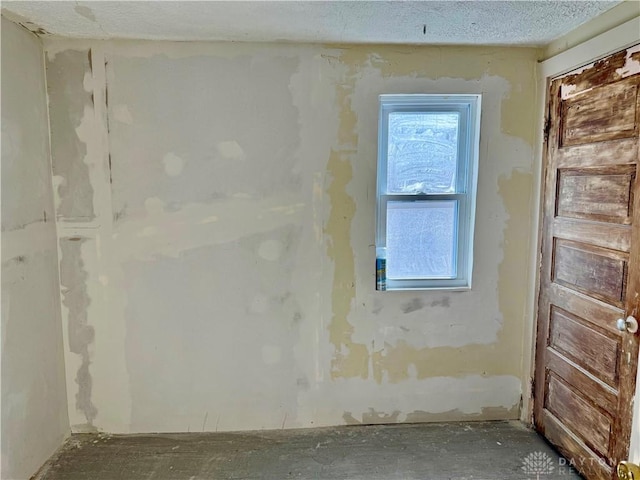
[[376, 94, 481, 290]]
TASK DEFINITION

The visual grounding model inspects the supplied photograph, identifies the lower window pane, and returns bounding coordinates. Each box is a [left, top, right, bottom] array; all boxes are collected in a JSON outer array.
[[386, 200, 457, 279]]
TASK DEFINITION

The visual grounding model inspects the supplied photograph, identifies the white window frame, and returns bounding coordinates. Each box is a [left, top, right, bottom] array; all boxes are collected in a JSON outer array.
[[376, 94, 481, 290]]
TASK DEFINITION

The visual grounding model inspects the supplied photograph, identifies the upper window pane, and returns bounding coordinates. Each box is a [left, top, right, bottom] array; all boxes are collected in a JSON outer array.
[[386, 112, 459, 194]]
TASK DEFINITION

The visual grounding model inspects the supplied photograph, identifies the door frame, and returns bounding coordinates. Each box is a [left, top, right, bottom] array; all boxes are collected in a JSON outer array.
[[524, 15, 640, 447]]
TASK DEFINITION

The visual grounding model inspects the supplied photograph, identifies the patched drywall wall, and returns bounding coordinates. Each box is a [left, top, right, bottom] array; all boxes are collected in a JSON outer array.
[[1, 17, 70, 479], [44, 38, 539, 433]]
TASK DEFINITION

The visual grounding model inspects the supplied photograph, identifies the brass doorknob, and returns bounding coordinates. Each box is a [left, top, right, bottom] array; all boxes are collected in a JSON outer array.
[[618, 461, 640, 480]]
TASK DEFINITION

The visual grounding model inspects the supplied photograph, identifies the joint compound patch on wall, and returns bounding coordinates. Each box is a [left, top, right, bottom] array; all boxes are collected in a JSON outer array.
[[121, 223, 303, 432], [106, 53, 300, 223], [323, 52, 374, 380], [46, 49, 96, 221], [217, 140, 245, 160], [162, 152, 185, 177], [60, 237, 97, 429], [326, 148, 368, 379], [319, 46, 539, 393]]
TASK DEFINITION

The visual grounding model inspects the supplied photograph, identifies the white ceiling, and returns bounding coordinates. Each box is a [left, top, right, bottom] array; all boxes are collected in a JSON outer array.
[[2, 1, 623, 46]]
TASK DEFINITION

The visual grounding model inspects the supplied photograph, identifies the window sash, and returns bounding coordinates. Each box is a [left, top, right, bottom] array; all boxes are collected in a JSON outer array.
[[385, 198, 460, 280], [378, 195, 471, 289], [379, 106, 470, 196], [376, 94, 480, 290]]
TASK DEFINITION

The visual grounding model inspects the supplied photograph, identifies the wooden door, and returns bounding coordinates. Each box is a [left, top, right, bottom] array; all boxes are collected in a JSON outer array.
[[534, 45, 640, 480]]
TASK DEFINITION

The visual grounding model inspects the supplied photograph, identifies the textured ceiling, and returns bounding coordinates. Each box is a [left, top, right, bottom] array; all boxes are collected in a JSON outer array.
[[1, 1, 623, 46]]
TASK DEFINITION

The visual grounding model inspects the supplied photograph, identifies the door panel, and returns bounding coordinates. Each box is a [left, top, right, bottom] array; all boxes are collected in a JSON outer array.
[[552, 239, 627, 307], [546, 374, 612, 456], [552, 217, 631, 252], [548, 307, 620, 386], [546, 348, 618, 413], [556, 168, 635, 222], [557, 138, 638, 168], [544, 409, 614, 479], [535, 45, 640, 480], [561, 77, 638, 147]]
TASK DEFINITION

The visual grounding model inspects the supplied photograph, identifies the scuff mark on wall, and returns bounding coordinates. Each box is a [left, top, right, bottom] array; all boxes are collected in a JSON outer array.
[[74, 5, 96, 22], [59, 237, 97, 430], [430, 297, 450, 308], [402, 298, 424, 314]]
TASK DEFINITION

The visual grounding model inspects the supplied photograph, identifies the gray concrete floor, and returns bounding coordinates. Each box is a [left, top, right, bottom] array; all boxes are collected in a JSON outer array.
[[34, 421, 582, 480]]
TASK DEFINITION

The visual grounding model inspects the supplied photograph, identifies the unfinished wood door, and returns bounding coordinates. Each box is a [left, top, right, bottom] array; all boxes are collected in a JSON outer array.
[[534, 46, 640, 480]]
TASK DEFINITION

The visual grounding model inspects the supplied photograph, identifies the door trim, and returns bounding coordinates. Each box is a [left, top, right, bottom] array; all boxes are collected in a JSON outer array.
[[541, 17, 640, 78]]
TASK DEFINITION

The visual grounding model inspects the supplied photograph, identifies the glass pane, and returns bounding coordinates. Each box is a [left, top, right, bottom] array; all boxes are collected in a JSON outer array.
[[387, 112, 459, 194], [386, 200, 457, 279]]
